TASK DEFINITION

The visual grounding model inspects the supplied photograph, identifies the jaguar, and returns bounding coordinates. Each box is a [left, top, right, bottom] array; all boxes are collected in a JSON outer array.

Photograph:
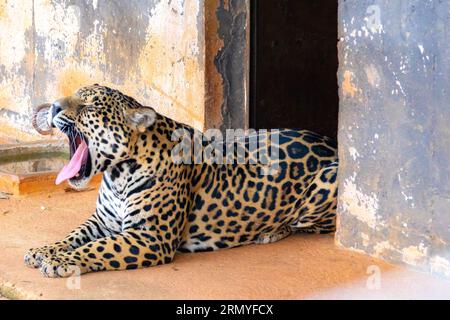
[[24, 84, 338, 277]]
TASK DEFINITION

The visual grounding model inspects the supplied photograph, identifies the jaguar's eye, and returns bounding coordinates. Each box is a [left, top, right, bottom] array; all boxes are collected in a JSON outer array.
[[83, 105, 97, 111]]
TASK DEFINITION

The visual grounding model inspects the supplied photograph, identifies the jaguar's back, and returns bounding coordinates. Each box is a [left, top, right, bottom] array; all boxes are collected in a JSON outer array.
[[179, 129, 338, 252]]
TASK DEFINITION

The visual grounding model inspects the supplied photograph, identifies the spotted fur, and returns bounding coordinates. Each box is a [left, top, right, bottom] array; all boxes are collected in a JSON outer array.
[[24, 85, 338, 277]]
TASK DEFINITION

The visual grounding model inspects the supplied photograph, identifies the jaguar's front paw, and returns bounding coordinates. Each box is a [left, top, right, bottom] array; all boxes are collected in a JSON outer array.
[[24, 244, 69, 269], [24, 246, 67, 268], [39, 254, 81, 278]]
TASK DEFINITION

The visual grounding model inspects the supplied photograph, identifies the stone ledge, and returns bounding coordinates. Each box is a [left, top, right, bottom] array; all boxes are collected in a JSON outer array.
[[0, 141, 101, 197]]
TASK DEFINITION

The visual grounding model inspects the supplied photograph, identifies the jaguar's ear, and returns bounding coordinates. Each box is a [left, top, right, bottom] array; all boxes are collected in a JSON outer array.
[[125, 106, 157, 133]]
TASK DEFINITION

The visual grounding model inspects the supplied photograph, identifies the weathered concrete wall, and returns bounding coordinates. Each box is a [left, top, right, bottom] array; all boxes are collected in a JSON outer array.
[[0, 1, 35, 141], [337, 0, 450, 279], [0, 0, 206, 141], [204, 0, 249, 131]]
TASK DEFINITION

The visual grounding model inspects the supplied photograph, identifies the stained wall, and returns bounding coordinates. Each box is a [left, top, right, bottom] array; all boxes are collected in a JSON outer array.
[[0, 0, 207, 141], [337, 0, 450, 279]]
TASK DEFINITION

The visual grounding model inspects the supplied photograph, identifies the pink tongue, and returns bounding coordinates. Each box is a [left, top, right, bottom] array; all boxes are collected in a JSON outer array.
[[56, 140, 88, 185]]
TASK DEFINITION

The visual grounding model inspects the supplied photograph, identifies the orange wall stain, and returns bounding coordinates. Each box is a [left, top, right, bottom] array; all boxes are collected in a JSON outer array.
[[342, 71, 358, 98], [204, 0, 225, 130], [0, 1, 6, 19], [0, 89, 11, 108], [57, 70, 93, 97]]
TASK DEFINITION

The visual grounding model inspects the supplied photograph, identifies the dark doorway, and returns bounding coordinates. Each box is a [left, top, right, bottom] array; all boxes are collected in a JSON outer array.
[[250, 0, 339, 139]]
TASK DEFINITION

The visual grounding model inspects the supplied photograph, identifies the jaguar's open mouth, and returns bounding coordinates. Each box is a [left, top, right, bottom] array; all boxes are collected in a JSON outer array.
[[56, 130, 92, 185]]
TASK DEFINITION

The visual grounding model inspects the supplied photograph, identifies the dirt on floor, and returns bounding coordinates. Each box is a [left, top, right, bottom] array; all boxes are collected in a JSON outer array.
[[0, 189, 450, 299]]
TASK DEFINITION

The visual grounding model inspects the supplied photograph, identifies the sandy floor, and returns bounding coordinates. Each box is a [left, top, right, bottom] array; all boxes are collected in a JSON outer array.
[[1, 189, 450, 299]]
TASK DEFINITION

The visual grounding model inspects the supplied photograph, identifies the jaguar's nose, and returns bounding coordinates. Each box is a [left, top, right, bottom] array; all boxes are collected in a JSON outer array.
[[50, 101, 63, 127], [51, 101, 63, 118]]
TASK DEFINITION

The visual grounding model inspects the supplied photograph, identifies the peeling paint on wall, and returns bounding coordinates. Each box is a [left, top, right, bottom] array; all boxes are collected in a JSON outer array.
[[337, 0, 450, 280], [214, 0, 249, 131], [341, 71, 357, 98], [373, 241, 394, 257], [340, 174, 380, 230], [0, 0, 208, 141], [431, 256, 450, 279], [204, 0, 225, 130], [401, 243, 428, 266], [0, 1, 33, 116], [365, 64, 381, 88]]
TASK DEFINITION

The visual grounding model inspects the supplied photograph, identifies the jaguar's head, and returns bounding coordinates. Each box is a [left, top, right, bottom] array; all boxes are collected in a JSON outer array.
[[49, 84, 156, 189]]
